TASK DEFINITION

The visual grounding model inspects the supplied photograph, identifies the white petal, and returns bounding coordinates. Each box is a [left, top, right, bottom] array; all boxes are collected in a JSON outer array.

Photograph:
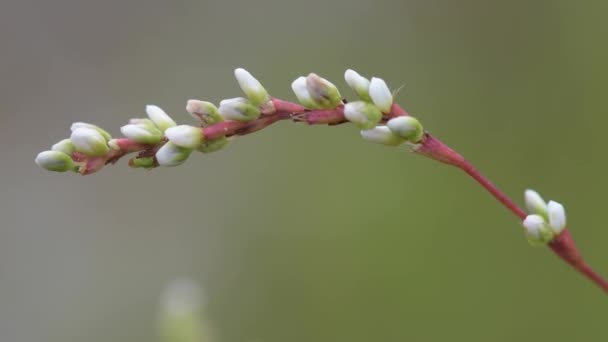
[[234, 68, 269, 105], [291, 76, 316, 107], [165, 125, 203, 149], [369, 77, 393, 113], [360, 126, 404, 146], [344, 69, 371, 100], [547, 200, 566, 234], [146, 105, 176, 132], [155, 142, 192, 167], [524, 189, 547, 215], [522, 214, 546, 238], [70, 127, 109, 156]]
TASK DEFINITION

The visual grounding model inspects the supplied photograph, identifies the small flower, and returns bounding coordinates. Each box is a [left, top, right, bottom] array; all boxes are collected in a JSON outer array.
[[387, 116, 424, 142], [523, 214, 554, 245], [369, 77, 393, 113], [70, 127, 110, 157], [547, 200, 566, 234], [343, 101, 382, 129], [146, 105, 176, 132], [155, 142, 192, 167], [344, 69, 372, 102], [165, 125, 204, 149], [524, 189, 548, 216], [291, 76, 318, 108], [186, 100, 223, 126], [218, 97, 260, 121], [120, 119, 163, 144], [234, 68, 270, 106], [51, 138, 75, 155], [305, 73, 342, 109], [70, 122, 112, 142], [35, 150, 75, 172], [360, 126, 405, 146]]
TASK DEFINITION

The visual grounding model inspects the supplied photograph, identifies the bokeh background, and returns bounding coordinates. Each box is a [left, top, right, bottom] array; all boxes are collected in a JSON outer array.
[[2, 0, 607, 341]]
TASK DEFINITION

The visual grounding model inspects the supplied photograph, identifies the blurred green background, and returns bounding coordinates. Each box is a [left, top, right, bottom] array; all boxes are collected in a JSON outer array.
[[2, 0, 607, 341]]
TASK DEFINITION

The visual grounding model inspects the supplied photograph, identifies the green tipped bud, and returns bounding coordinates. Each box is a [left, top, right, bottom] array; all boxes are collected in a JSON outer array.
[[197, 137, 228, 153], [155, 142, 192, 167], [343, 101, 382, 129], [291, 76, 318, 108], [344, 69, 372, 102], [70, 122, 111, 142], [165, 125, 204, 149], [306, 73, 342, 109], [369, 77, 393, 113], [129, 156, 156, 169], [146, 105, 177, 132], [35, 150, 75, 172], [218, 97, 260, 122], [523, 214, 555, 246], [360, 126, 405, 146], [51, 138, 75, 155], [186, 100, 223, 126], [524, 189, 548, 217], [234, 68, 270, 106], [120, 119, 164, 144], [70, 127, 110, 157], [387, 116, 424, 142]]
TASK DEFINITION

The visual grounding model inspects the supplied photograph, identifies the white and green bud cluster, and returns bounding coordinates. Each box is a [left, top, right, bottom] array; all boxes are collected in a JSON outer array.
[[291, 73, 342, 109], [522, 189, 567, 245], [121, 118, 164, 144]]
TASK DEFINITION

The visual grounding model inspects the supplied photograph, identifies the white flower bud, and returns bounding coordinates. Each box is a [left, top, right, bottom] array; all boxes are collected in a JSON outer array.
[[344, 69, 371, 102], [522, 214, 553, 245], [155, 142, 192, 167], [547, 200, 566, 234], [387, 116, 424, 142], [218, 97, 260, 121], [70, 122, 111, 142], [369, 77, 393, 113], [146, 105, 176, 132], [524, 189, 548, 216], [234, 68, 270, 106], [306, 73, 342, 109], [186, 100, 223, 126], [291, 76, 317, 108], [120, 119, 163, 144], [165, 125, 204, 149], [360, 126, 405, 146], [51, 138, 75, 155], [35, 150, 75, 172], [70, 127, 109, 157], [343, 101, 382, 129]]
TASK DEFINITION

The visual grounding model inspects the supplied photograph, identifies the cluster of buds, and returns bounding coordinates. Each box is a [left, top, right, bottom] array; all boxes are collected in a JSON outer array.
[[522, 189, 567, 245]]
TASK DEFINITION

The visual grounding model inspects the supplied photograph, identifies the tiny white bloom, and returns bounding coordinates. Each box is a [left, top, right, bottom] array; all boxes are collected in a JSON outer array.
[[70, 122, 111, 141], [51, 138, 75, 155], [524, 189, 548, 216], [120, 123, 163, 144], [369, 77, 393, 113], [547, 200, 566, 234], [35, 150, 74, 172], [165, 125, 204, 149], [234, 68, 269, 106], [155, 142, 192, 167], [305, 73, 342, 109], [343, 101, 382, 129], [70, 127, 109, 157], [522, 214, 547, 239], [146, 105, 176, 132], [387, 116, 424, 142], [186, 100, 223, 125], [291, 76, 317, 108], [344, 69, 371, 101], [360, 126, 405, 146], [218, 97, 260, 121]]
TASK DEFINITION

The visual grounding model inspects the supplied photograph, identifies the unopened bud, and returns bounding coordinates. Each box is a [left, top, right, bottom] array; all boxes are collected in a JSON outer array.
[[70, 122, 111, 142], [70, 127, 110, 157], [524, 189, 548, 217], [306, 73, 342, 109], [165, 125, 204, 149], [523, 214, 554, 245], [51, 138, 75, 155], [218, 97, 260, 121], [344, 101, 382, 129], [120, 119, 163, 144], [146, 105, 177, 132], [387, 116, 424, 142], [35, 150, 75, 172], [369, 77, 393, 113], [155, 142, 192, 167], [234, 68, 270, 106], [344, 69, 371, 102], [547, 200, 566, 234], [186, 100, 223, 126], [291, 76, 318, 108], [360, 126, 405, 146]]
